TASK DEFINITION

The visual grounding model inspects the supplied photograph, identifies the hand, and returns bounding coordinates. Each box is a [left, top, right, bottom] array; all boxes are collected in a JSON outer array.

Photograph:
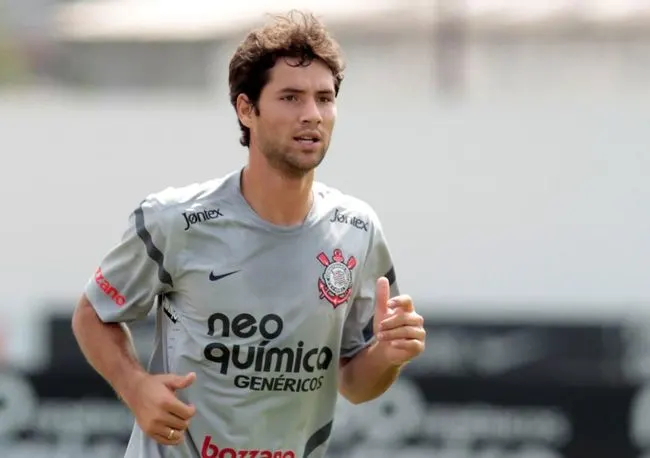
[[123, 372, 197, 446], [373, 277, 426, 367]]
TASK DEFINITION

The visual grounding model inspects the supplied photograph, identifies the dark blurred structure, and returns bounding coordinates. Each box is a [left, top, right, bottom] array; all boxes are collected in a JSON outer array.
[[2, 310, 650, 457]]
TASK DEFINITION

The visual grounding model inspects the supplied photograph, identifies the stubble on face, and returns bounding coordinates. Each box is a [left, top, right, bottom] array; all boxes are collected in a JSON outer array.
[[252, 57, 337, 179]]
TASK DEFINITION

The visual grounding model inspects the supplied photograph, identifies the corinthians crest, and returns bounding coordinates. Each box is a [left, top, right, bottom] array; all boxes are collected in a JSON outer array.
[[317, 249, 357, 307]]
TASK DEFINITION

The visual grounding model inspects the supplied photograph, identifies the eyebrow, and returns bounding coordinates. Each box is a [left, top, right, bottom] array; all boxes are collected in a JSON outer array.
[[278, 87, 335, 96]]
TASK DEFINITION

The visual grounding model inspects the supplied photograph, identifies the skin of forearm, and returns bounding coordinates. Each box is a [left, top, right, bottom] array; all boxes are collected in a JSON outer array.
[[338, 342, 402, 404], [71, 296, 147, 404]]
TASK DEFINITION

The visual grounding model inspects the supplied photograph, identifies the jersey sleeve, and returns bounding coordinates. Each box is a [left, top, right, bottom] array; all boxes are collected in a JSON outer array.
[[340, 216, 399, 359], [84, 196, 175, 323]]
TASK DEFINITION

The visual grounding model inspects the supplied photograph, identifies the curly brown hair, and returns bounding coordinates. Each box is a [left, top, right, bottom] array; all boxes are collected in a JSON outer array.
[[228, 10, 346, 147]]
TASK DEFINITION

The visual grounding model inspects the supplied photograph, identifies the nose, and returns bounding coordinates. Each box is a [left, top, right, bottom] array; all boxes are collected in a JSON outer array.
[[299, 98, 323, 125]]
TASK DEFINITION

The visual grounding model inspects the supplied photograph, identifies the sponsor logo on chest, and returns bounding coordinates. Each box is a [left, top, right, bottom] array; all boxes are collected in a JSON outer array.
[[182, 208, 224, 231]]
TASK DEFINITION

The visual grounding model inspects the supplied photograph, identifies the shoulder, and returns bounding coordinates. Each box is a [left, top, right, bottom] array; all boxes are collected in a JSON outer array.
[[314, 181, 384, 232], [135, 171, 238, 228], [143, 172, 235, 209]]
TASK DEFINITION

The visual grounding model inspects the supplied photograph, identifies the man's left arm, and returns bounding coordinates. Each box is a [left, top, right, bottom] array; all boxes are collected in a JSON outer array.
[[338, 219, 426, 404]]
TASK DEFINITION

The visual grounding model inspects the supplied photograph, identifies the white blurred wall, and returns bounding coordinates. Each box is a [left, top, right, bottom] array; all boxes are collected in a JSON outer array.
[[1, 36, 649, 325]]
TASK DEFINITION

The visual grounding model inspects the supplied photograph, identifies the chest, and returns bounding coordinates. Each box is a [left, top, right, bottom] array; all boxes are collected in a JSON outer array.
[[173, 223, 369, 328]]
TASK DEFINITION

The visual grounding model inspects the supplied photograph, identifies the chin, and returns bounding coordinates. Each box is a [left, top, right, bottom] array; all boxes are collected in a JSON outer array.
[[280, 159, 322, 179], [299, 156, 326, 171], [290, 150, 326, 169]]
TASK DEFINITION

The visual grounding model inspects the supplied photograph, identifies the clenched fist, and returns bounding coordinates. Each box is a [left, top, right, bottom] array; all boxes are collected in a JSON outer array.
[[373, 277, 426, 367], [123, 372, 197, 446]]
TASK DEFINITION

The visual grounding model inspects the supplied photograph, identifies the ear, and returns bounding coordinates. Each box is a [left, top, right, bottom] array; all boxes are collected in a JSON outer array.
[[236, 94, 255, 129]]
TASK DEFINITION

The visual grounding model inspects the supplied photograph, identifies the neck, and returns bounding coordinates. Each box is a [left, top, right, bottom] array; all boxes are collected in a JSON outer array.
[[241, 153, 314, 226]]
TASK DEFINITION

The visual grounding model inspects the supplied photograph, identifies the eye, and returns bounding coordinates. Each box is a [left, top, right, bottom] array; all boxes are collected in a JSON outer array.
[[319, 96, 334, 104], [281, 95, 298, 102]]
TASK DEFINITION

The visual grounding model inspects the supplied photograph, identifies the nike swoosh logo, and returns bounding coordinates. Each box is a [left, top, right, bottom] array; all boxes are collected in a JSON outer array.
[[209, 270, 240, 282]]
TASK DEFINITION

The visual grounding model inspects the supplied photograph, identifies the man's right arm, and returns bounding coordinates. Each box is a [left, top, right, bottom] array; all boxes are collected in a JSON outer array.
[[72, 196, 197, 445], [73, 197, 170, 400], [71, 294, 147, 405], [72, 293, 196, 445]]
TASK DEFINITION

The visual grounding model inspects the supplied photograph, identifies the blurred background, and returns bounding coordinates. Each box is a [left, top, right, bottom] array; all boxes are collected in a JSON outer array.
[[1, 0, 650, 457]]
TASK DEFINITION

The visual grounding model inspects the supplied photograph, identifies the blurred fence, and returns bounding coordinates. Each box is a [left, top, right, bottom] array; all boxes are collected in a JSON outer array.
[[3, 311, 650, 457]]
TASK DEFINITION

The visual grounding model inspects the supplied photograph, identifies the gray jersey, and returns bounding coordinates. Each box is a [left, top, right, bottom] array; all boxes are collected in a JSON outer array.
[[85, 169, 399, 458]]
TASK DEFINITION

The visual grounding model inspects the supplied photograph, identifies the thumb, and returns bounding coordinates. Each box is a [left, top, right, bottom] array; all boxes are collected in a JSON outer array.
[[374, 277, 391, 322], [160, 372, 196, 391]]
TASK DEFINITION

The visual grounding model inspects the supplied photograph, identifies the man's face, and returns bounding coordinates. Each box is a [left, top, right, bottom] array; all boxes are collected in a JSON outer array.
[[248, 57, 337, 178]]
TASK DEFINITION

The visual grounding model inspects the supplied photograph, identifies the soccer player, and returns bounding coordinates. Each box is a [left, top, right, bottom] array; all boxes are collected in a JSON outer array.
[[71, 10, 426, 458]]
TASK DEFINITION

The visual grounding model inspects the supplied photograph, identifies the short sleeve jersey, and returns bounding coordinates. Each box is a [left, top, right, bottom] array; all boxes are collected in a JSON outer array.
[[85, 170, 399, 458]]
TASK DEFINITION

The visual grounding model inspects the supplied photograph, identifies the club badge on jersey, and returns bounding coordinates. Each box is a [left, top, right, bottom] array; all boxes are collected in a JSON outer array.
[[317, 249, 356, 308]]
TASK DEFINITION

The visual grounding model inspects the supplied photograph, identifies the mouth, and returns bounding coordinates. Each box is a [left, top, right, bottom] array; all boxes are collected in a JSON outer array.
[[293, 136, 321, 145]]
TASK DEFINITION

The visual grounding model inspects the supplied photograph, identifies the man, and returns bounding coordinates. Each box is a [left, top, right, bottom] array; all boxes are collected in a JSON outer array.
[[71, 10, 425, 458]]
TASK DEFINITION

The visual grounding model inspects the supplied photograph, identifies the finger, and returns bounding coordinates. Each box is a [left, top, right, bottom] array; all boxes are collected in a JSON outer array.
[[379, 312, 424, 331], [153, 429, 184, 446], [373, 277, 391, 334], [157, 412, 191, 432], [388, 294, 414, 312], [152, 423, 185, 445], [375, 277, 391, 315], [377, 326, 426, 342], [389, 339, 425, 353], [163, 397, 197, 421], [161, 372, 196, 391]]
